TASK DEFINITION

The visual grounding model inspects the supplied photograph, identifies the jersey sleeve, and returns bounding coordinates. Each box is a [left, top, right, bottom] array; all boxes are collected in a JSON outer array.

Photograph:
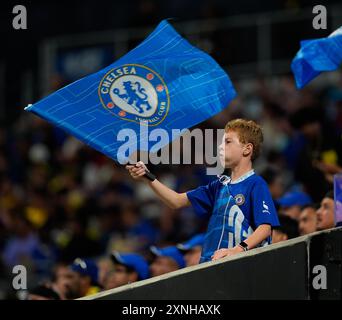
[[251, 179, 280, 228], [186, 180, 218, 217]]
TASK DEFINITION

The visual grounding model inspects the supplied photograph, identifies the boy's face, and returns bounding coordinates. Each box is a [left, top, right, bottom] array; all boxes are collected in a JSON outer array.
[[219, 130, 248, 168]]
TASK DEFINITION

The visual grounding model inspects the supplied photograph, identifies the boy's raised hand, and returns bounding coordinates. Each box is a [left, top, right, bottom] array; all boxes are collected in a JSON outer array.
[[125, 161, 150, 181]]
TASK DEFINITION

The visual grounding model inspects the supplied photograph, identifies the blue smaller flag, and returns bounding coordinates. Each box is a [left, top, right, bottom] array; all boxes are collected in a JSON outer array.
[[291, 26, 342, 89]]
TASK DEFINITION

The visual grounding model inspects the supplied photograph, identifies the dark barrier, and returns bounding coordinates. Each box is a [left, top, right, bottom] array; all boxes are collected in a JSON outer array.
[[83, 227, 342, 300], [309, 228, 342, 299]]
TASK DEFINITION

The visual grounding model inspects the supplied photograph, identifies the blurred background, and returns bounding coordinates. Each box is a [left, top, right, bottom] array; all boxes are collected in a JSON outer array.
[[0, 0, 342, 299]]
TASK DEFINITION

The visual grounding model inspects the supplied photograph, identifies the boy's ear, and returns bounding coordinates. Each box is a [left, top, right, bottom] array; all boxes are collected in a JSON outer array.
[[243, 143, 253, 157]]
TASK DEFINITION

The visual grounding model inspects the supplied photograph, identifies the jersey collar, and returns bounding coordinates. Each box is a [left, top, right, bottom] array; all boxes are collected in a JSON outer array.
[[217, 169, 255, 185], [230, 169, 255, 184]]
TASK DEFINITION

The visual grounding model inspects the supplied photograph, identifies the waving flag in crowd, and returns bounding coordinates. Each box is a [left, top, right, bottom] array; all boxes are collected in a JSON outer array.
[[291, 26, 342, 89], [25, 20, 236, 163]]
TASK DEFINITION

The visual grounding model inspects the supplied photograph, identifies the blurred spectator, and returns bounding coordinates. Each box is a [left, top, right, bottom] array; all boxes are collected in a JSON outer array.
[[313, 161, 342, 185], [176, 233, 205, 267], [1, 208, 51, 274], [277, 190, 312, 221], [286, 107, 342, 201], [69, 258, 101, 297], [261, 168, 285, 200], [316, 191, 335, 231], [104, 252, 150, 290], [149, 245, 185, 277], [96, 257, 114, 289], [58, 207, 102, 263], [298, 204, 318, 236], [120, 204, 159, 250], [272, 215, 299, 243], [50, 262, 81, 299]]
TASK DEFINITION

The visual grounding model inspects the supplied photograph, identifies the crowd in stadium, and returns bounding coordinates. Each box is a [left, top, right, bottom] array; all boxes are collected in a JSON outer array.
[[0, 71, 341, 299]]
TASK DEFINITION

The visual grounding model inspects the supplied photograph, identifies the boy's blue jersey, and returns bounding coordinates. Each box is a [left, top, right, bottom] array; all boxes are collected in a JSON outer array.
[[186, 170, 280, 263]]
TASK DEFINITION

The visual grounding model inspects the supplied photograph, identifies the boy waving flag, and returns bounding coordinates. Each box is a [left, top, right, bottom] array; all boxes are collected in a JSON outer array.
[[25, 20, 236, 164], [127, 119, 280, 263]]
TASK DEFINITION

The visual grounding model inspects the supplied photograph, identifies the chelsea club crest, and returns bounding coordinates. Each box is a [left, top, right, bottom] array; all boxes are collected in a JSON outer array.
[[234, 194, 245, 206], [98, 64, 170, 125]]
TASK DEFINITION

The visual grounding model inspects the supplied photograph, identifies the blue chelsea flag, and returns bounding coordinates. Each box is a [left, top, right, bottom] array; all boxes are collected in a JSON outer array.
[[25, 20, 236, 163], [291, 26, 342, 89]]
